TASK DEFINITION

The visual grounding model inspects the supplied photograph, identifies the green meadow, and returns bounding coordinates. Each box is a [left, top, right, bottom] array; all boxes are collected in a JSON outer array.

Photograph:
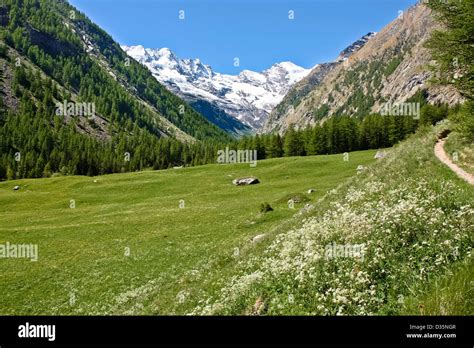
[[0, 150, 377, 314]]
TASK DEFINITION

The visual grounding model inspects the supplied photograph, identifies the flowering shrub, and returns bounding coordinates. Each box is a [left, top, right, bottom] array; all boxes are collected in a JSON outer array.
[[191, 125, 473, 315]]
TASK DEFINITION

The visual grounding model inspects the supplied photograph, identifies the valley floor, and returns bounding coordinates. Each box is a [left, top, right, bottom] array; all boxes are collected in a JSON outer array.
[[0, 149, 376, 314], [0, 122, 472, 315]]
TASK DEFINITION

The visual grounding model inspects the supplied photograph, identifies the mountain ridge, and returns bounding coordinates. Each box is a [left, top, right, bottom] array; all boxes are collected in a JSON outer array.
[[122, 45, 313, 133], [263, 2, 463, 133], [262, 32, 377, 133]]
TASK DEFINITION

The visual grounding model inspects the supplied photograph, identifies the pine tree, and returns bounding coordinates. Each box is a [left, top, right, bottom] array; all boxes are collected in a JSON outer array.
[[253, 134, 266, 160], [425, 0, 473, 99], [313, 124, 327, 154], [6, 166, 14, 180], [284, 126, 303, 157], [268, 134, 284, 158], [304, 127, 316, 155]]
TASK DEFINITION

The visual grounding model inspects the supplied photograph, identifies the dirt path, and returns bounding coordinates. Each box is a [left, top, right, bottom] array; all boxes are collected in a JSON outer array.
[[434, 138, 474, 185]]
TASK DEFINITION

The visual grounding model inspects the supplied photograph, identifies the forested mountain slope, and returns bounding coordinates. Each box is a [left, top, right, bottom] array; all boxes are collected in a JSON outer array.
[[0, 0, 231, 179]]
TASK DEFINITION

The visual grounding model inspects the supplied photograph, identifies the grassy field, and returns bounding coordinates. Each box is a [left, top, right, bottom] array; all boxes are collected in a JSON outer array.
[[1, 123, 472, 316], [187, 122, 473, 315], [0, 149, 377, 314]]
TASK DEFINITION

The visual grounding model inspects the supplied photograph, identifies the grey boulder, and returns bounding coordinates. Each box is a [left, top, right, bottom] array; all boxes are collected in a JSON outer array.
[[232, 177, 260, 186]]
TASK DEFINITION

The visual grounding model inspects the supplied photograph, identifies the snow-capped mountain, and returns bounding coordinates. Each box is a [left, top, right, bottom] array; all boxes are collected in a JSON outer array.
[[122, 45, 313, 131]]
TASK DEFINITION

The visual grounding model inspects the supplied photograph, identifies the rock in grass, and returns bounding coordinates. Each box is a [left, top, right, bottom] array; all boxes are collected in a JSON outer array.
[[232, 177, 259, 186], [374, 151, 387, 159], [251, 234, 266, 243], [307, 188, 316, 194], [13, 185, 20, 191]]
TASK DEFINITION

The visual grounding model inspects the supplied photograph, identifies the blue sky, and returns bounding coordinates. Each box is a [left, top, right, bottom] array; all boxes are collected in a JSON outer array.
[[69, 0, 417, 74]]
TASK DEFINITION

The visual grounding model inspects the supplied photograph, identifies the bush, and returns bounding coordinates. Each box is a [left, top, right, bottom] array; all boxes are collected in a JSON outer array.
[[420, 104, 448, 125], [260, 202, 273, 213], [450, 101, 474, 141]]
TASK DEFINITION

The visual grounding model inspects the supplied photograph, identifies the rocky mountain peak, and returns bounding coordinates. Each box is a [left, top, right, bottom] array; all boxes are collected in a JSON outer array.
[[122, 45, 312, 130]]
